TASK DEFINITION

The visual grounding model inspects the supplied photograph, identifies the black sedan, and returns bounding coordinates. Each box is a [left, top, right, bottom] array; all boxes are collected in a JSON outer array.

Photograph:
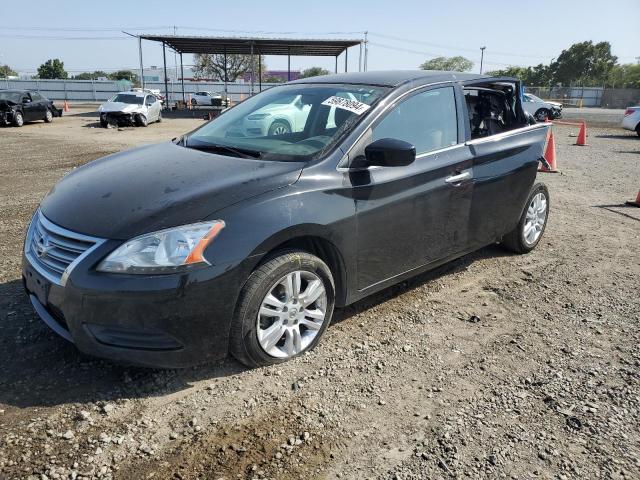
[[0, 89, 62, 127], [22, 71, 551, 368]]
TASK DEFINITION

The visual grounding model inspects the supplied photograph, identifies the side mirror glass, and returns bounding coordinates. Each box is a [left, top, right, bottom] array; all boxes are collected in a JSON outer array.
[[23, 97, 31, 104], [364, 138, 416, 167]]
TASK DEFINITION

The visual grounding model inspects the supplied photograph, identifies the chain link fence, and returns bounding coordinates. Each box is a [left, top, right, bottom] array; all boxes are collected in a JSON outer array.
[[525, 86, 640, 109]]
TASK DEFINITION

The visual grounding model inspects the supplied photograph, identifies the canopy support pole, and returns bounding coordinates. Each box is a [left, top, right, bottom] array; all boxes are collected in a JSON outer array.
[[162, 41, 169, 109], [335, 56, 338, 73], [287, 47, 291, 81], [223, 46, 228, 101], [345, 48, 348, 72], [250, 42, 255, 96], [180, 52, 185, 104], [138, 37, 145, 89], [258, 50, 262, 92], [359, 41, 363, 72]]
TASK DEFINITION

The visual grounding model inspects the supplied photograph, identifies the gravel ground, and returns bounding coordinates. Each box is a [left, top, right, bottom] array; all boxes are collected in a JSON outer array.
[[0, 108, 638, 480]]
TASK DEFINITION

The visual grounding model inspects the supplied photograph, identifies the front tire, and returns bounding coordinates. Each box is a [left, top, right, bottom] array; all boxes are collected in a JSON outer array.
[[44, 109, 53, 123], [268, 120, 291, 136], [535, 108, 550, 122], [13, 111, 24, 127], [501, 183, 550, 254], [636, 124, 640, 137], [229, 251, 335, 368], [136, 114, 148, 127]]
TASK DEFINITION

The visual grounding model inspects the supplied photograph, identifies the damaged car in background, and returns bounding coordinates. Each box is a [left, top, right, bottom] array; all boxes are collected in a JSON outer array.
[[0, 89, 62, 127], [98, 91, 162, 128]]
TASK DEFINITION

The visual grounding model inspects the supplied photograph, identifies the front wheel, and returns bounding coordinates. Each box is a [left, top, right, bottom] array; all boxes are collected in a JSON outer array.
[[636, 124, 640, 137], [229, 251, 335, 367], [12, 111, 24, 127], [136, 114, 148, 127], [268, 120, 291, 136], [44, 109, 53, 123], [501, 183, 550, 254], [535, 108, 550, 122]]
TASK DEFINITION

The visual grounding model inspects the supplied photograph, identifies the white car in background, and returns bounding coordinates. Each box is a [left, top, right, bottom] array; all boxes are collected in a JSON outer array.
[[622, 106, 640, 136], [522, 93, 562, 121], [241, 92, 358, 137], [98, 91, 162, 128], [191, 91, 229, 107]]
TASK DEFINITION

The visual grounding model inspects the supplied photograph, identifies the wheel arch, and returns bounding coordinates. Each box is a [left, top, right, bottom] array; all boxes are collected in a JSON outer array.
[[252, 233, 348, 307]]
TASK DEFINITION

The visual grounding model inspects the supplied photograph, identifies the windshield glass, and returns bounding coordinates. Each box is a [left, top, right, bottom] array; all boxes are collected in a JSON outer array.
[[110, 94, 144, 105], [185, 83, 389, 161], [0, 91, 23, 102]]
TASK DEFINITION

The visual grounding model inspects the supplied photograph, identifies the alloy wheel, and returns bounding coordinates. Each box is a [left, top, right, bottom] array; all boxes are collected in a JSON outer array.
[[523, 192, 547, 245], [257, 270, 327, 358]]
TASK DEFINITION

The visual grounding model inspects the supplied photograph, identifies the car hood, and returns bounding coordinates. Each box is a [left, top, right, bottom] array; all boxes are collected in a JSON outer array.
[[547, 101, 562, 108], [40, 142, 304, 239], [99, 102, 146, 114], [0, 99, 18, 111]]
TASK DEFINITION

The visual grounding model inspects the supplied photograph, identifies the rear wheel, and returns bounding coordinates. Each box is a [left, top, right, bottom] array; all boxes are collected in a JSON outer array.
[[636, 123, 640, 137], [12, 111, 24, 127], [44, 109, 53, 123], [501, 183, 550, 254], [230, 251, 335, 367]]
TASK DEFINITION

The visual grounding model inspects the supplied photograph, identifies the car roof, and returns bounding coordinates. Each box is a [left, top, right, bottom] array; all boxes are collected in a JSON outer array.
[[290, 70, 493, 87], [117, 91, 146, 97]]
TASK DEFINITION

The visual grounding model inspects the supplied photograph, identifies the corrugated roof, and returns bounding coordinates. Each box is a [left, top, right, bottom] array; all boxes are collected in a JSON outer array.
[[137, 35, 362, 56]]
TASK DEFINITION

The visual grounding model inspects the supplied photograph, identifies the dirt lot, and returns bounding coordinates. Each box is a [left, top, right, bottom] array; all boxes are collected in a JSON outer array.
[[0, 108, 638, 480]]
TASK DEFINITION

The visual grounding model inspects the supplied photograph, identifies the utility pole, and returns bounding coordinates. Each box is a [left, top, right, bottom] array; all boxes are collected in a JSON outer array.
[[479, 46, 486, 74], [364, 31, 369, 72]]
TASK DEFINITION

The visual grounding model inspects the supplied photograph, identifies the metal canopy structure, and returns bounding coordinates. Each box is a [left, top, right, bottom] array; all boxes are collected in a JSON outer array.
[[130, 34, 365, 109]]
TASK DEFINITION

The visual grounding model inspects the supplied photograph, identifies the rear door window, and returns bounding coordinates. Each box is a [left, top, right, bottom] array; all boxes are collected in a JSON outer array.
[[372, 86, 458, 155]]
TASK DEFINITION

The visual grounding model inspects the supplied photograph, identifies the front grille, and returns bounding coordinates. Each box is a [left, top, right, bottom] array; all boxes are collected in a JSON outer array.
[[26, 212, 102, 284]]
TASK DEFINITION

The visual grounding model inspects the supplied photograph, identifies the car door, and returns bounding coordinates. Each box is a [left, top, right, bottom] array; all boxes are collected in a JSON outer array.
[[463, 83, 549, 249], [351, 85, 474, 290], [21, 93, 40, 121]]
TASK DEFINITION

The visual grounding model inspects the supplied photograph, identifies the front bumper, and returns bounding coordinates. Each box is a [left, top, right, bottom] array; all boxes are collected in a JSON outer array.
[[0, 110, 14, 125], [22, 239, 252, 368]]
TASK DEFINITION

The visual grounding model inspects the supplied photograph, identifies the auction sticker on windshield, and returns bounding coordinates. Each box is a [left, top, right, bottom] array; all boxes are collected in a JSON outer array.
[[321, 96, 371, 115]]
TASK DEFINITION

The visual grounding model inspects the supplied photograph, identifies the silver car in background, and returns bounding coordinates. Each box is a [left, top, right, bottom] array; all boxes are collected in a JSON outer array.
[[98, 91, 162, 128]]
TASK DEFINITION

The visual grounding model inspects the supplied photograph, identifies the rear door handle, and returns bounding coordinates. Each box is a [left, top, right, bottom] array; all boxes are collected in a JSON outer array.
[[445, 171, 472, 185]]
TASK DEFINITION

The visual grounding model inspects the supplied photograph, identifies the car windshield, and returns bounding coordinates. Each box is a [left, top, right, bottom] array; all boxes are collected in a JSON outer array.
[[184, 83, 389, 161], [528, 94, 543, 102], [110, 94, 144, 105], [0, 91, 24, 102]]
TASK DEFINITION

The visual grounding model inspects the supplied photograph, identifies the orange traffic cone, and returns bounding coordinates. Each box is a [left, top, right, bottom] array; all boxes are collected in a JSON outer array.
[[625, 190, 640, 207], [63, 100, 70, 113], [539, 128, 558, 173], [575, 121, 587, 146]]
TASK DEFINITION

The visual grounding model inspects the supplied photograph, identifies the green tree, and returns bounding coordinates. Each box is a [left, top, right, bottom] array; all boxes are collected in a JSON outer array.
[[73, 70, 108, 80], [419, 56, 473, 72], [299, 67, 330, 78], [193, 54, 266, 81], [550, 41, 617, 86], [37, 58, 68, 79], [0, 64, 17, 78], [486, 64, 552, 86], [108, 70, 138, 82], [607, 63, 640, 89]]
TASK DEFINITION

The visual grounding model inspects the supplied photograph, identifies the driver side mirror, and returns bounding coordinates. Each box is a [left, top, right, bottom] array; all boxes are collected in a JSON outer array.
[[22, 97, 31, 104], [364, 138, 416, 167]]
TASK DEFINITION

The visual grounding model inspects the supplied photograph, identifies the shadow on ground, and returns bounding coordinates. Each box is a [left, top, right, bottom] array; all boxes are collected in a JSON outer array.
[[0, 244, 510, 409]]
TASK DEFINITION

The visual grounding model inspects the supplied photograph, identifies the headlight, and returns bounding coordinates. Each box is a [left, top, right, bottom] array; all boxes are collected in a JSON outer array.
[[247, 113, 271, 120], [97, 221, 225, 274]]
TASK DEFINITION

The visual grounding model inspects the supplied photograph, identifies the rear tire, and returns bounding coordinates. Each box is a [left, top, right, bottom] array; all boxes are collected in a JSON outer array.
[[636, 124, 640, 137], [44, 109, 53, 123], [229, 251, 335, 368], [501, 183, 550, 254]]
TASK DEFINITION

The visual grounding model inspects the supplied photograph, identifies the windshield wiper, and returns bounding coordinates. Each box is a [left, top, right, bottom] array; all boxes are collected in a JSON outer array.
[[183, 138, 262, 159]]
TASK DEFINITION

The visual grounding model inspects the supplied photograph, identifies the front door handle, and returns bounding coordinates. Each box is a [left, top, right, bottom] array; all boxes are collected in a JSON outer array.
[[445, 171, 472, 185]]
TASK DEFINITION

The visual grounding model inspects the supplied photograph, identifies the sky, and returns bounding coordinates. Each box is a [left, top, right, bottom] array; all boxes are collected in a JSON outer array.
[[1, 0, 638, 76]]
